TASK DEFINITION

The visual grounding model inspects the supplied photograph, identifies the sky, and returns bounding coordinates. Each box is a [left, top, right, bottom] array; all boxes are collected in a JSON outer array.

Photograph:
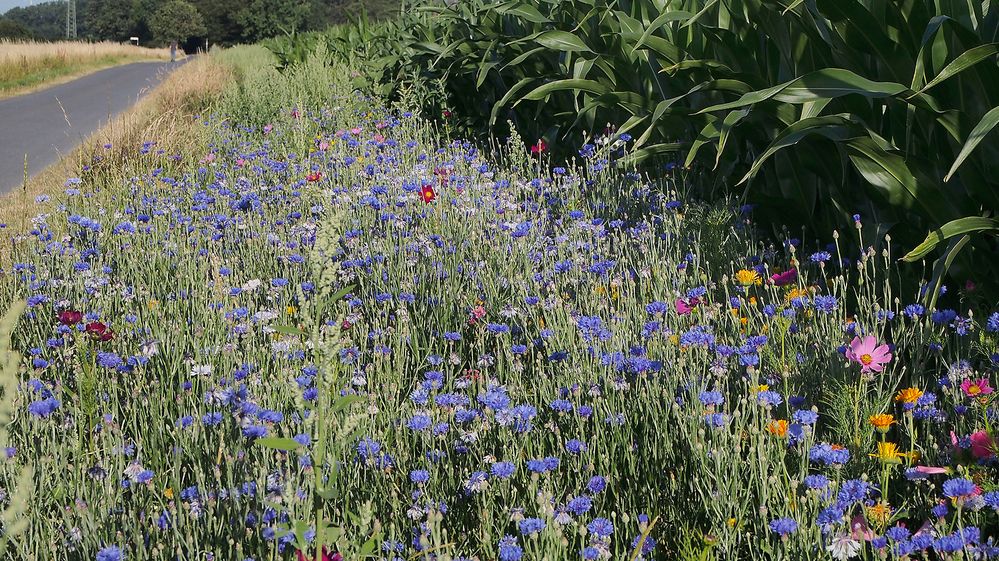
[[1, 0, 37, 15]]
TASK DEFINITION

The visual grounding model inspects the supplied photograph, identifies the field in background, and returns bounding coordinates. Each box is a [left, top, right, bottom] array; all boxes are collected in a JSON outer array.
[[0, 40, 174, 98], [0, 49, 234, 244]]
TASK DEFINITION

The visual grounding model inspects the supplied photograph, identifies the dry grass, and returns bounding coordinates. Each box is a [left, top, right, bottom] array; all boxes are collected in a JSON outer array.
[[0, 54, 233, 242], [0, 40, 174, 97]]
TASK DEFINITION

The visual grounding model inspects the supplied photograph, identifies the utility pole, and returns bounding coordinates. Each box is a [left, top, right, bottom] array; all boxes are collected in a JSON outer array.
[[65, 0, 77, 40]]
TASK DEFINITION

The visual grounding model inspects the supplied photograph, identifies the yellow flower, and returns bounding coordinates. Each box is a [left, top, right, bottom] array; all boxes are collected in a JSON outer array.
[[766, 419, 789, 437], [735, 269, 761, 286], [727, 518, 737, 528], [148, 299, 159, 310], [755, 384, 770, 393], [164, 487, 174, 500], [869, 413, 896, 433], [895, 387, 923, 404], [785, 287, 809, 303], [866, 502, 892, 527], [286, 305, 297, 315], [668, 334, 680, 346], [870, 441, 904, 464]]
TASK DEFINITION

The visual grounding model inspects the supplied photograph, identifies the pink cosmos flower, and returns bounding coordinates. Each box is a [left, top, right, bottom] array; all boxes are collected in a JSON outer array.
[[845, 336, 892, 373], [970, 430, 995, 459], [770, 268, 797, 287], [911, 466, 950, 477], [675, 297, 700, 315], [960, 378, 993, 398]]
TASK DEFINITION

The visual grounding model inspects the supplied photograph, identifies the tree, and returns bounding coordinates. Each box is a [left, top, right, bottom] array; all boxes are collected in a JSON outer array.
[[192, 0, 246, 46], [4, 0, 90, 41], [0, 18, 33, 40], [85, 0, 140, 42], [149, 0, 206, 45], [235, 0, 311, 42]]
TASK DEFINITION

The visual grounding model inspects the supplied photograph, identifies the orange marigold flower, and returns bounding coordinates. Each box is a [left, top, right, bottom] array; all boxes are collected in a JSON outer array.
[[766, 419, 789, 437], [896, 387, 923, 404], [869, 413, 896, 433]]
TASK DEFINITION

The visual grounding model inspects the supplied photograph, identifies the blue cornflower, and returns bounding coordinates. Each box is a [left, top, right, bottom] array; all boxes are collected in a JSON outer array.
[[565, 439, 587, 454], [942, 478, 979, 502], [768, 518, 797, 536], [698, 391, 723, 407], [809, 443, 850, 466], [587, 476, 606, 494], [410, 470, 430, 484], [550, 399, 573, 413], [518, 518, 546, 536], [27, 397, 60, 418], [567, 496, 592, 515], [803, 475, 829, 490], [757, 390, 783, 407], [96, 546, 124, 561], [587, 517, 613, 538], [498, 536, 522, 561], [407, 413, 432, 432], [837, 479, 870, 505], [988, 312, 999, 333], [792, 409, 818, 425], [491, 462, 516, 479], [242, 425, 267, 439], [814, 295, 838, 313]]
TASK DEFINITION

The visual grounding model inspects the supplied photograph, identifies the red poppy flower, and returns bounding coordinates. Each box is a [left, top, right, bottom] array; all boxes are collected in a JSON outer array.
[[306, 172, 323, 183], [441, 110, 452, 119], [296, 547, 341, 561], [420, 184, 437, 203], [57, 310, 83, 326], [530, 140, 547, 156], [85, 321, 114, 342]]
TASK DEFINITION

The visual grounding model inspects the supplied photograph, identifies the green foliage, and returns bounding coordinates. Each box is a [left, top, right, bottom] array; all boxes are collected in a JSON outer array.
[[3, 0, 90, 40], [300, 0, 999, 293], [0, 301, 32, 553], [235, 0, 312, 43], [149, 0, 207, 43], [85, 0, 141, 42], [0, 18, 33, 40]]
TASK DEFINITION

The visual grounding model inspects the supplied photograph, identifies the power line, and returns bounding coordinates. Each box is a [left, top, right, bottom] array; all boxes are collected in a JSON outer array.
[[65, 0, 77, 39]]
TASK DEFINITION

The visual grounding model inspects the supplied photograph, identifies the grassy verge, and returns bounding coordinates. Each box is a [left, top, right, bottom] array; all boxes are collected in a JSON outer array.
[[0, 51, 232, 240], [0, 40, 173, 99]]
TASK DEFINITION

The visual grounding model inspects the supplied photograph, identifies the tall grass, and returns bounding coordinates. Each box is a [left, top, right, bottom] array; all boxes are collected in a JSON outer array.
[[0, 40, 173, 97], [1, 46, 998, 560], [279, 0, 999, 300]]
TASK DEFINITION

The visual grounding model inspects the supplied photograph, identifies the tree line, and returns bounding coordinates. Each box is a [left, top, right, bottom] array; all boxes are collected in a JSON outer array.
[[0, 0, 402, 45]]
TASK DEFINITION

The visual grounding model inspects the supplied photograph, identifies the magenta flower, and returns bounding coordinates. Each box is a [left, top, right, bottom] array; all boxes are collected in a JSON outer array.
[[970, 431, 995, 459], [770, 268, 797, 287], [675, 297, 700, 315], [960, 378, 993, 398], [845, 336, 892, 373]]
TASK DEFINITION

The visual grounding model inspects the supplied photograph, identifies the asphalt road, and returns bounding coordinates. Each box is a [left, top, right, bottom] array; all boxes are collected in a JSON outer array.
[[0, 60, 186, 194]]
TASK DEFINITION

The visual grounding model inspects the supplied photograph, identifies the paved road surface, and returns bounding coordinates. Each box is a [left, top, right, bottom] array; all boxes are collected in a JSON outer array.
[[0, 60, 186, 194]]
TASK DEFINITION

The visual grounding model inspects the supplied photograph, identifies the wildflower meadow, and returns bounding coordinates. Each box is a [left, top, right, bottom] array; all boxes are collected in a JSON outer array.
[[2, 15, 999, 561]]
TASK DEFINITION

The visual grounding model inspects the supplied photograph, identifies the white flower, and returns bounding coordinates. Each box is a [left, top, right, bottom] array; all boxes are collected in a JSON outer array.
[[826, 533, 861, 560], [190, 364, 212, 377], [123, 462, 144, 481]]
